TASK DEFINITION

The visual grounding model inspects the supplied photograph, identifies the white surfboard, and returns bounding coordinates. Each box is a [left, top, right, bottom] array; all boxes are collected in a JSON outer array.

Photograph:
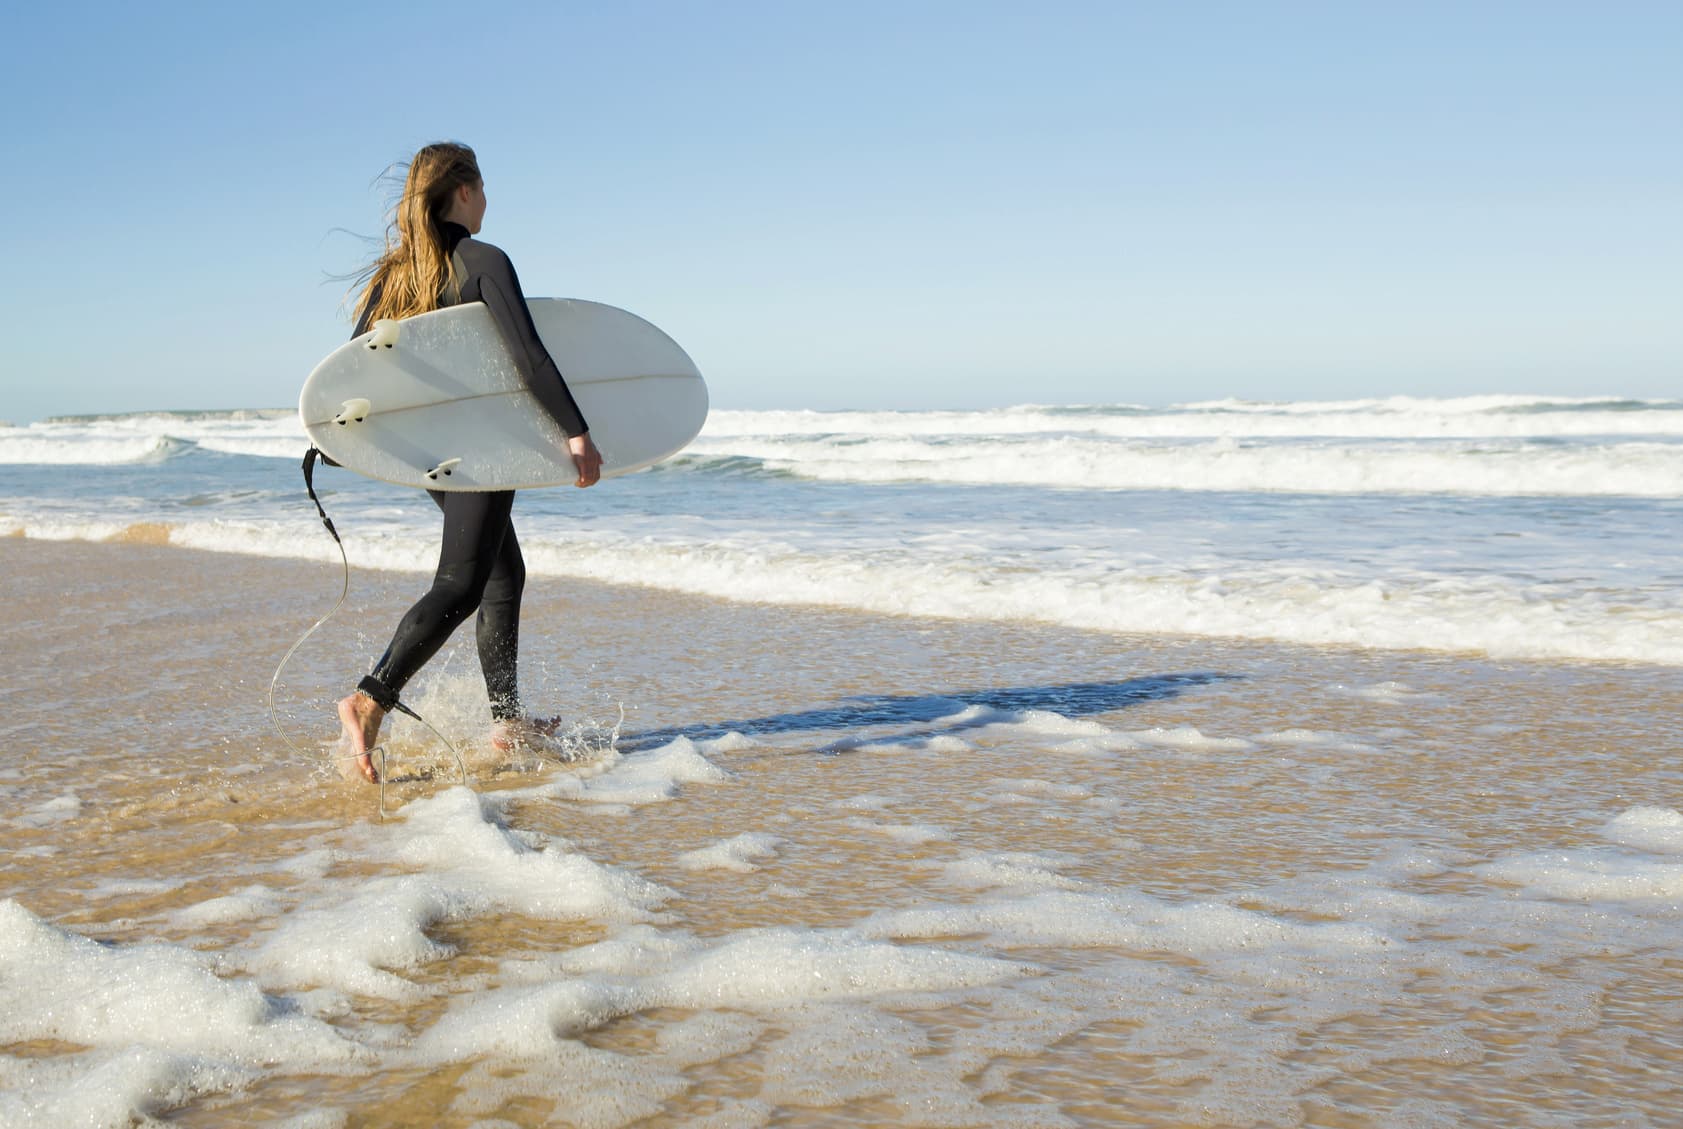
[[299, 298, 707, 490]]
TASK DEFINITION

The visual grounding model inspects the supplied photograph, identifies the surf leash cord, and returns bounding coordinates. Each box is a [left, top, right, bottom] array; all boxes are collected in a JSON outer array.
[[267, 447, 468, 818]]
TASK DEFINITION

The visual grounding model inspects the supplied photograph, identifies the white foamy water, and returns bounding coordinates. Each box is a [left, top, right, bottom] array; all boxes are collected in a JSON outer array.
[[7, 397, 1683, 492], [682, 433, 1683, 496], [0, 410, 304, 466], [704, 395, 1683, 440], [1, 397, 1680, 665], [689, 396, 1683, 497], [5, 678, 1682, 1127]]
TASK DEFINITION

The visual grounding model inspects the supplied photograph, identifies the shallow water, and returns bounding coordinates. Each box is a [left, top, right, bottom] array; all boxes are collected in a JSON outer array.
[[3, 539, 1680, 1127]]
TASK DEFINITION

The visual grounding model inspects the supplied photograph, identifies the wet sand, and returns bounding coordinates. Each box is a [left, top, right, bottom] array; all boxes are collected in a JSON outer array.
[[2, 537, 1680, 1127]]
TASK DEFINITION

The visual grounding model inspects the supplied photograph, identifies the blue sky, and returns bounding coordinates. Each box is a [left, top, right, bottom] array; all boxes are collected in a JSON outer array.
[[2, 1, 1678, 422]]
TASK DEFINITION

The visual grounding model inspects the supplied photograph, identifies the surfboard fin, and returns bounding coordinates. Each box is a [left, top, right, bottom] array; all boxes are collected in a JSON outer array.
[[365, 319, 400, 350], [426, 458, 462, 481], [333, 398, 372, 426]]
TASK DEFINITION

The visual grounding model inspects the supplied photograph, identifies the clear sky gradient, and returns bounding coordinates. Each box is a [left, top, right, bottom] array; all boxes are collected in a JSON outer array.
[[2, 1, 1678, 422]]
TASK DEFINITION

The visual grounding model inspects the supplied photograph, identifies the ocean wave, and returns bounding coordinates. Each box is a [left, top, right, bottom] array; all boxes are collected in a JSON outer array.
[[191, 437, 312, 460], [11, 398, 1683, 471], [683, 435, 1683, 497], [517, 535, 1683, 666], [38, 408, 294, 426], [7, 518, 1679, 666], [1174, 394, 1678, 416], [647, 453, 797, 480], [0, 413, 306, 465], [0, 434, 193, 466], [701, 399, 1683, 441]]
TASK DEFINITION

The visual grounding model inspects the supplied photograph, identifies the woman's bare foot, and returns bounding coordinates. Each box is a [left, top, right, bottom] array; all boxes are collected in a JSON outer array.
[[336, 691, 386, 783], [490, 716, 562, 753]]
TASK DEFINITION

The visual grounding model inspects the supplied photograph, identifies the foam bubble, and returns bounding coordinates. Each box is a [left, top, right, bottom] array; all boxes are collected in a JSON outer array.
[[653, 1010, 766, 1067], [699, 731, 756, 753], [445, 1042, 688, 1128], [756, 1004, 934, 1107], [241, 789, 670, 1000], [273, 1111, 350, 1129], [0, 899, 362, 1063], [1598, 806, 1683, 854], [535, 738, 730, 806], [415, 925, 1026, 1064], [864, 887, 1393, 954], [993, 777, 1095, 801], [852, 821, 952, 845], [651, 927, 1031, 1008], [994, 710, 1113, 738], [1478, 850, 1683, 901], [677, 832, 785, 873], [414, 977, 644, 1059], [1255, 729, 1381, 753], [941, 852, 1090, 892], [173, 886, 285, 928], [1129, 726, 1256, 752], [0, 1047, 259, 1129], [1337, 681, 1435, 702]]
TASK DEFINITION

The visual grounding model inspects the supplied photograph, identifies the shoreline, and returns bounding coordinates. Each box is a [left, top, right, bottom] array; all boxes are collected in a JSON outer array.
[[4, 529, 1678, 676], [6, 533, 1677, 855]]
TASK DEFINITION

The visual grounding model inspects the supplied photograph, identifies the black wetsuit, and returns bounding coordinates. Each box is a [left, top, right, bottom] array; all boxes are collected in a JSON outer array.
[[353, 221, 587, 721]]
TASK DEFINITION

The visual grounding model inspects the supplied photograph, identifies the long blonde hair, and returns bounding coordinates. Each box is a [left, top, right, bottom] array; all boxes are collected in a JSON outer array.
[[353, 142, 481, 325]]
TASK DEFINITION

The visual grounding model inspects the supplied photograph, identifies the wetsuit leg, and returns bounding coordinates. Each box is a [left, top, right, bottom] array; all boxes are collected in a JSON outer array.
[[476, 523, 526, 721], [358, 490, 517, 712]]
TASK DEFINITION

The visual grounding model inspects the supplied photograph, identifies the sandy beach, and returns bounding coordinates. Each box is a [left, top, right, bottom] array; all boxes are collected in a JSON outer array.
[[7, 0, 1680, 1120], [3, 536, 1681, 1127]]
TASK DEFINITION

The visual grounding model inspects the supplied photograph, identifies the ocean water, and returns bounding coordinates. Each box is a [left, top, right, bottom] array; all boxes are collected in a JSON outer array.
[[2, 395, 1680, 666], [3, 398, 1683, 1127]]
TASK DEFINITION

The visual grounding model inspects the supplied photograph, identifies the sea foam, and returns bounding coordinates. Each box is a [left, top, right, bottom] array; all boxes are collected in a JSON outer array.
[[239, 789, 671, 1000], [6, 397, 1681, 667]]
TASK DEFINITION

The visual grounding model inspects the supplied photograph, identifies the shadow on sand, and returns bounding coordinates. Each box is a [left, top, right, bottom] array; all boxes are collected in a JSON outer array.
[[617, 672, 1238, 752]]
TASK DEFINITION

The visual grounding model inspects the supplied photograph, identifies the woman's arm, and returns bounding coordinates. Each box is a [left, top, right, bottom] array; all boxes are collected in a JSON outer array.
[[472, 247, 590, 439]]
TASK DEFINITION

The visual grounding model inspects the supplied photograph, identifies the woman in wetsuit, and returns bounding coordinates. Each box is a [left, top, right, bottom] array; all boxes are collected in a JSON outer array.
[[336, 142, 601, 784]]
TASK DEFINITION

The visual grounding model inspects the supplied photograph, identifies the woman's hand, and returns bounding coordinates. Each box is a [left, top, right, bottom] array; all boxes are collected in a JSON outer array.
[[569, 432, 603, 488]]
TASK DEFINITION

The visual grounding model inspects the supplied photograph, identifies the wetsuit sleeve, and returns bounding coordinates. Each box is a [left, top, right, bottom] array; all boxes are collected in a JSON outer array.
[[476, 249, 590, 438]]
